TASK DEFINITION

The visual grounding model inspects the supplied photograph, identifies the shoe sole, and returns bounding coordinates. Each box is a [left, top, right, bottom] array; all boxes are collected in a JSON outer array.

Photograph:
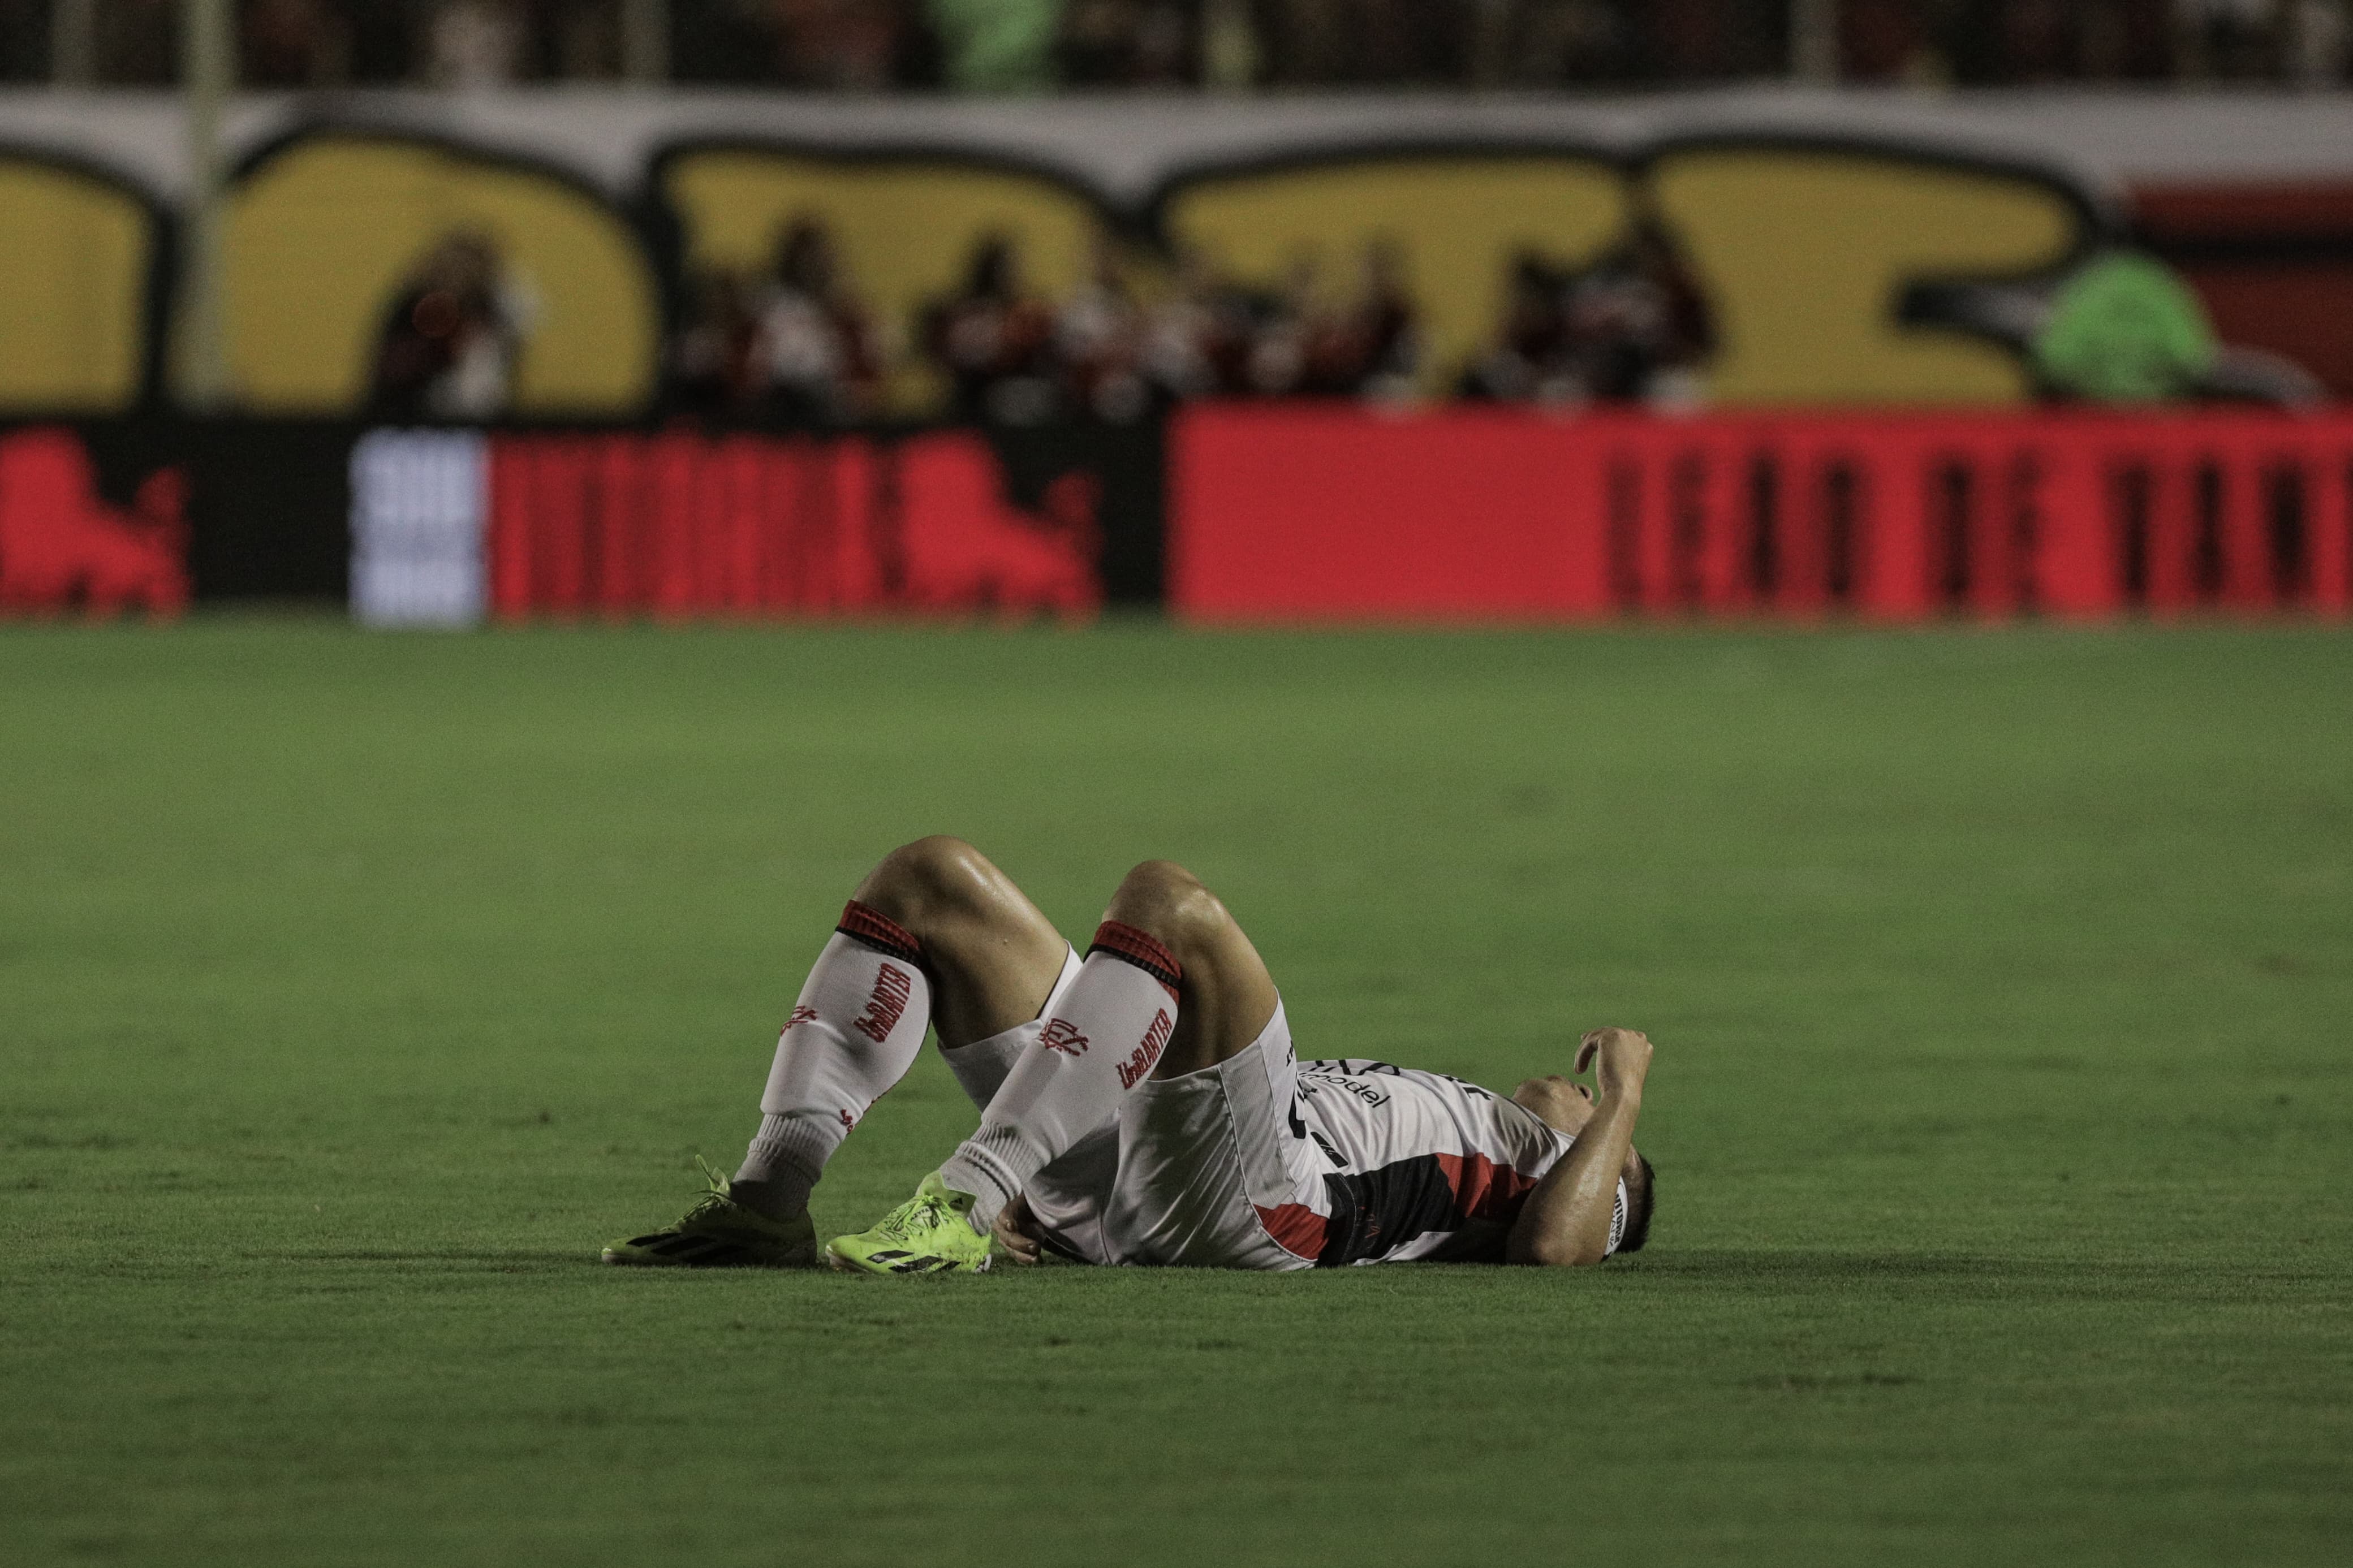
[[822, 1241, 989, 1275], [601, 1246, 818, 1268]]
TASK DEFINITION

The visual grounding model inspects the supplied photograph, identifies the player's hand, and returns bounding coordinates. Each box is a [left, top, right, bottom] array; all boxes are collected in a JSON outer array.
[[993, 1191, 1045, 1267], [1575, 1027, 1653, 1103]]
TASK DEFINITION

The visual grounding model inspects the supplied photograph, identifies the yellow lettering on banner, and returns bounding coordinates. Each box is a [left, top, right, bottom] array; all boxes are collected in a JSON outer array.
[[661, 152, 1108, 415], [0, 159, 153, 413], [221, 136, 658, 414], [1161, 157, 1629, 398], [1648, 148, 2087, 406]]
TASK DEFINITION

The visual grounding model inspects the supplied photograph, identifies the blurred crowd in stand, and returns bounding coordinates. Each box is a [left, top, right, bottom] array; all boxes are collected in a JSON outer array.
[[5, 1, 2349, 87], [373, 213, 2315, 421], [1458, 221, 1715, 407], [662, 221, 1426, 425]]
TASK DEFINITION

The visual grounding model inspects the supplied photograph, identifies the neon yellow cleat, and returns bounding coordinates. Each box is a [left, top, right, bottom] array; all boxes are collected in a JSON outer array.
[[602, 1159, 817, 1268], [825, 1172, 994, 1275]]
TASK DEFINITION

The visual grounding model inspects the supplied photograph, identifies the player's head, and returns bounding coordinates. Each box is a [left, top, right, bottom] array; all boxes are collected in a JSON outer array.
[[1616, 1152, 1656, 1254]]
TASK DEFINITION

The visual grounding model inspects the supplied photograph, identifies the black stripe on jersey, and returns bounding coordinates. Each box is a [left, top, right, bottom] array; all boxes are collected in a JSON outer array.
[[1305, 1151, 1536, 1265], [1313, 1155, 1468, 1266]]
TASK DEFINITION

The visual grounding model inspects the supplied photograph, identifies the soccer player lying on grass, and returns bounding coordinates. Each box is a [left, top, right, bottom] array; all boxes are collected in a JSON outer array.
[[604, 837, 1655, 1273]]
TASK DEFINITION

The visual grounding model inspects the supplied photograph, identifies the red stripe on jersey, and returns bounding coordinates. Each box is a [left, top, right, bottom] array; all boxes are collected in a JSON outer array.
[[1253, 1202, 1328, 1262], [1435, 1151, 1542, 1223]]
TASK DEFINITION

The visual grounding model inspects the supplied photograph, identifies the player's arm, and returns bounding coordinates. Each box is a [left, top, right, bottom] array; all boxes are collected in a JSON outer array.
[[1506, 1028, 1652, 1267]]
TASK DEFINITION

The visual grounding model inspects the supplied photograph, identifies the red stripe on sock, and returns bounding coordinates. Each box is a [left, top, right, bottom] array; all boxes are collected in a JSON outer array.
[[838, 901, 923, 963], [1089, 921, 1182, 997]]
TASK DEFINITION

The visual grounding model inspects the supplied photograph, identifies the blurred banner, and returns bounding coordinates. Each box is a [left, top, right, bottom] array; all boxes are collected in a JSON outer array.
[[356, 426, 1110, 625], [1170, 406, 2353, 623], [4, 409, 2348, 624]]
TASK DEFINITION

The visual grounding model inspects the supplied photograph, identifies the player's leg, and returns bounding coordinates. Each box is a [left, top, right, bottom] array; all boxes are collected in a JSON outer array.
[[829, 860, 1281, 1273], [727, 835, 1072, 1217], [602, 836, 1068, 1267]]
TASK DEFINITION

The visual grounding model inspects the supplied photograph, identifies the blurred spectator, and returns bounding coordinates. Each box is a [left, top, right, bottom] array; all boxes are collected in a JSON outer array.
[[2289, 1, 2352, 84], [1562, 219, 1715, 403], [1257, 0, 1467, 84], [429, 0, 523, 86], [241, 0, 348, 84], [1460, 251, 1579, 402], [1945, 0, 2182, 82], [94, 0, 178, 83], [1209, 242, 1420, 399], [670, 271, 765, 414], [669, 218, 884, 422], [18, 0, 2351, 85], [2032, 250, 2215, 401], [1916, 248, 2321, 405], [1838, 0, 1936, 82], [2181, 0, 2287, 77], [1239, 255, 1317, 394], [1140, 245, 1259, 399], [752, 217, 885, 420], [1303, 240, 1420, 398], [2028, 248, 2322, 404], [769, 0, 930, 87], [1054, 238, 1154, 421], [1488, 1, 1642, 84], [1637, 0, 1778, 80], [923, 235, 1059, 421], [1059, 0, 1196, 84], [0, 0, 48, 83], [925, 0, 1059, 89], [370, 230, 536, 419], [673, 0, 788, 81], [1463, 217, 1714, 405]]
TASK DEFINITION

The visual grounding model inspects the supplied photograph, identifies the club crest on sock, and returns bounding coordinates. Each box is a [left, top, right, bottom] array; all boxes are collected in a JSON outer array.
[[1040, 1017, 1089, 1056]]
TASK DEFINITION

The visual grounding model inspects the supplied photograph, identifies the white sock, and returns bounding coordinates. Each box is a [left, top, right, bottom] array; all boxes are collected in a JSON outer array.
[[734, 903, 932, 1213], [940, 921, 1180, 1232], [937, 946, 1083, 1112]]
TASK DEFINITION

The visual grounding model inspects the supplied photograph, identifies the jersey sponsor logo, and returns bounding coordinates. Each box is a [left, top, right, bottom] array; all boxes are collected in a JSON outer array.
[[1040, 1017, 1090, 1057], [852, 962, 914, 1043], [1114, 1008, 1174, 1089], [1299, 1071, 1390, 1108]]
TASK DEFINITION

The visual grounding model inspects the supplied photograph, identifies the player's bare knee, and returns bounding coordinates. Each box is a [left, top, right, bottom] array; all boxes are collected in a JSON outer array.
[[1106, 861, 1230, 965], [857, 836, 1000, 926]]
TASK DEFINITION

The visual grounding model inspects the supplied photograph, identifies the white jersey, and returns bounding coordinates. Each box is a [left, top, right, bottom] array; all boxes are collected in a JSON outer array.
[[1265, 1058, 1579, 1265]]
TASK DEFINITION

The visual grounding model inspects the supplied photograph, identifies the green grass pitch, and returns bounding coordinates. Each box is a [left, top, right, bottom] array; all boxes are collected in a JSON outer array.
[[3, 619, 2348, 1566]]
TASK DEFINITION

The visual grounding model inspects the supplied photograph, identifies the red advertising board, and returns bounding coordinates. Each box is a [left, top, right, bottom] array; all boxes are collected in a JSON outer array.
[[1170, 405, 2353, 624]]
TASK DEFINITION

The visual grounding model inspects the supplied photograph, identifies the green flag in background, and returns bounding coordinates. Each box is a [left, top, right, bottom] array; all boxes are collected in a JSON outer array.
[[926, 0, 1061, 92], [2031, 250, 2218, 404]]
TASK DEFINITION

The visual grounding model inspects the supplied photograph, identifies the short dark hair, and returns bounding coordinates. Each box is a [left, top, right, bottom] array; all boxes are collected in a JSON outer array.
[[1617, 1154, 1656, 1254]]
